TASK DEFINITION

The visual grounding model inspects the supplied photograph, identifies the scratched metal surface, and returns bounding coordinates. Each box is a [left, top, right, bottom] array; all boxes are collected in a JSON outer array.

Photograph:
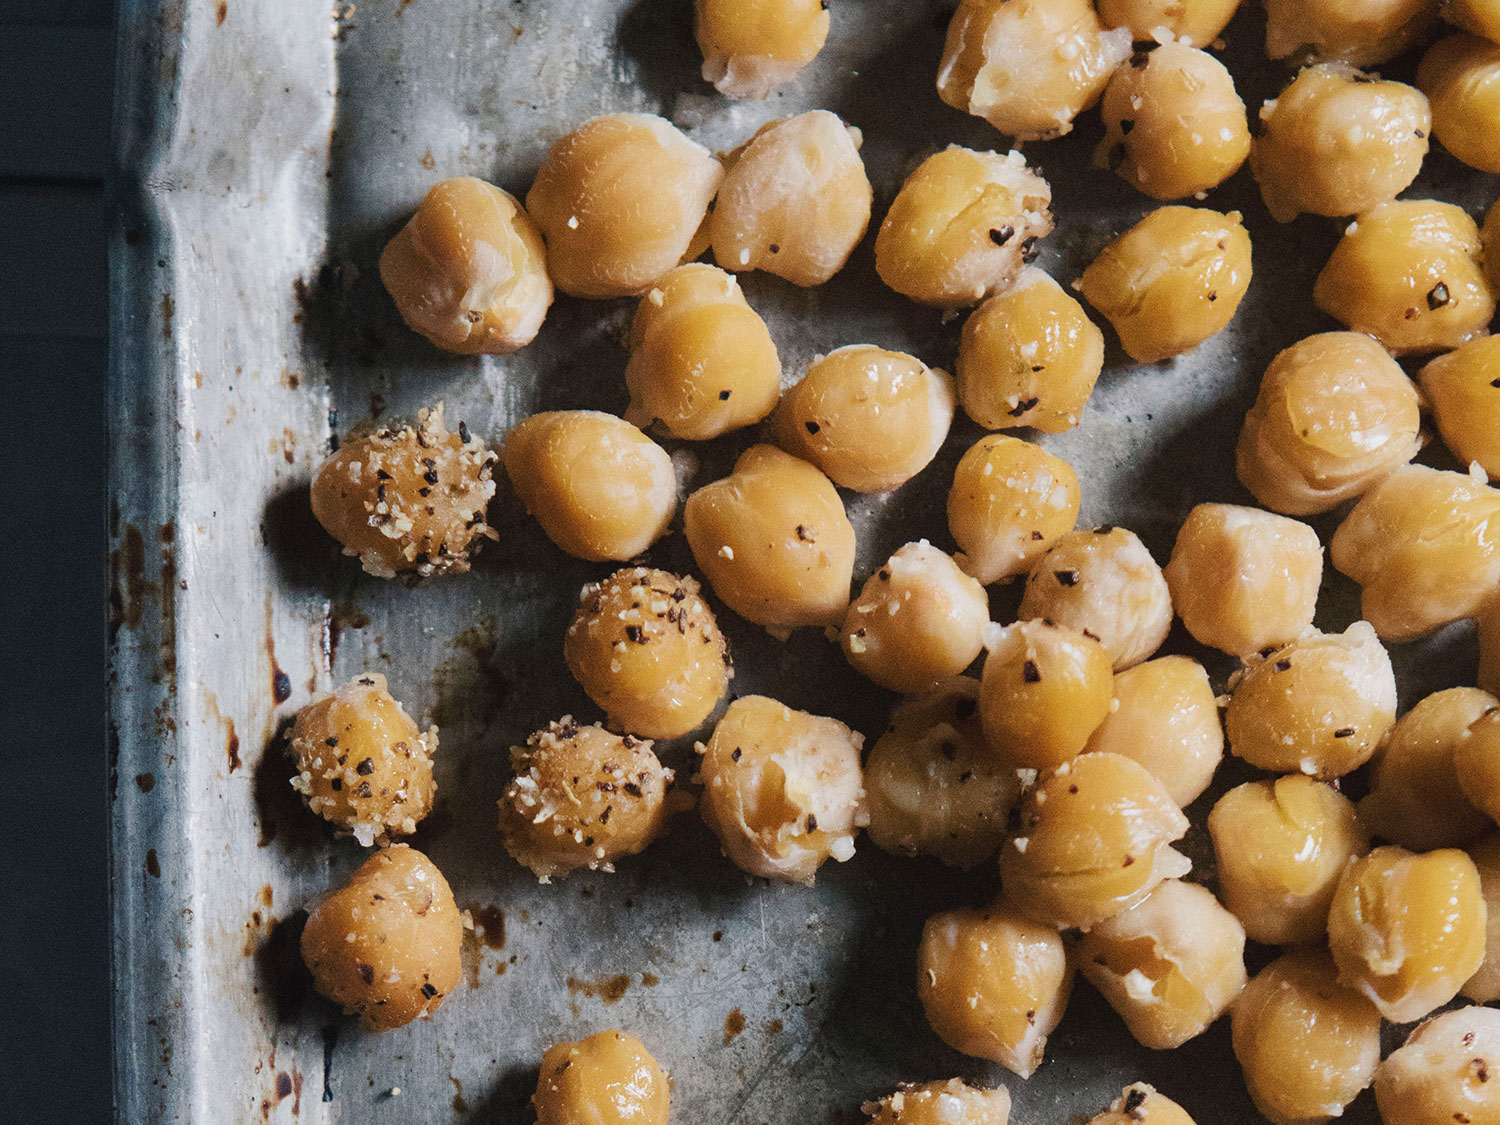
[[108, 0, 1498, 1121]]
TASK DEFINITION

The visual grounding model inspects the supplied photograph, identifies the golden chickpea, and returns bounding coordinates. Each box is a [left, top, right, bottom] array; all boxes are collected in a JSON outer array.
[[1457, 708, 1500, 823], [1462, 833, 1500, 1001], [1330, 465, 1500, 642], [1419, 336, 1500, 477], [1263, 0, 1439, 67], [1078, 207, 1252, 364], [684, 444, 856, 630], [299, 844, 462, 1032], [1088, 1083, 1197, 1125], [916, 901, 1074, 1077], [498, 719, 673, 881], [1163, 503, 1323, 658], [694, 0, 828, 99], [311, 406, 498, 580], [711, 111, 872, 287], [534, 1030, 669, 1125], [1096, 0, 1240, 46], [947, 435, 1081, 584], [1419, 33, 1500, 173], [699, 695, 865, 884], [1482, 595, 1500, 696], [563, 568, 731, 740], [623, 264, 782, 441], [874, 146, 1055, 309], [862, 1079, 1012, 1125], [978, 619, 1114, 771], [1375, 1006, 1500, 1125], [1000, 752, 1191, 930], [772, 345, 955, 493], [1445, 0, 1500, 40]]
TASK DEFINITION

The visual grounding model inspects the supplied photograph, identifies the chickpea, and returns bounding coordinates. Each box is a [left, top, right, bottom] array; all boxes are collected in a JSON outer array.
[[1163, 503, 1323, 658], [1230, 949, 1381, 1125], [1419, 33, 1500, 173], [1482, 595, 1500, 696], [1088, 1083, 1197, 1125], [711, 111, 872, 287], [978, 619, 1114, 771], [534, 1030, 668, 1125], [1462, 833, 1500, 1001], [772, 345, 955, 493], [956, 268, 1104, 433], [694, 0, 828, 100], [1016, 526, 1172, 671], [288, 673, 436, 846], [937, 0, 1132, 141], [1084, 656, 1223, 808], [1263, 0, 1439, 67], [874, 146, 1055, 309], [862, 1079, 1012, 1125], [863, 679, 1022, 869], [1375, 1006, 1500, 1125], [1330, 465, 1500, 642], [1096, 0, 1241, 46], [999, 752, 1191, 931], [497, 719, 673, 881], [1457, 708, 1500, 823], [1419, 336, 1500, 477], [563, 568, 731, 740], [1236, 332, 1423, 516], [1445, 0, 1500, 40], [311, 405, 497, 580], [684, 444, 856, 630], [916, 901, 1074, 1077], [698, 695, 865, 884], [947, 434, 1081, 584], [299, 844, 462, 1031], [840, 542, 990, 694], [1078, 207, 1252, 364]]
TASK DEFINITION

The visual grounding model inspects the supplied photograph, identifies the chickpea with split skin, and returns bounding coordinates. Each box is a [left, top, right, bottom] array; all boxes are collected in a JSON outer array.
[[694, 0, 829, 100], [862, 1079, 1012, 1125], [1088, 1083, 1197, 1125], [1374, 1006, 1500, 1125]]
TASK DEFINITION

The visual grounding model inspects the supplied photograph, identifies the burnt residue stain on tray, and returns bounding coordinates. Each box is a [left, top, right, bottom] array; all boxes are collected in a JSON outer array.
[[157, 523, 178, 683], [109, 524, 148, 639], [450, 1075, 468, 1113], [472, 905, 506, 950], [135, 772, 156, 793], [226, 719, 241, 772], [566, 973, 632, 1006], [145, 849, 160, 878], [722, 1007, 746, 1045]]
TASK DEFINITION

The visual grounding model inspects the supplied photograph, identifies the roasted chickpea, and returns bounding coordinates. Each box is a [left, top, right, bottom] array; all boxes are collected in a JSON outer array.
[[694, 0, 828, 99], [711, 111, 872, 287], [1078, 207, 1252, 363], [1418, 33, 1500, 173], [1462, 833, 1500, 1001], [936, 0, 1132, 141], [1163, 503, 1323, 658], [1088, 1083, 1197, 1125], [999, 753, 1191, 931], [299, 844, 462, 1031], [1236, 332, 1423, 516], [699, 695, 865, 884], [916, 901, 1074, 1077], [978, 619, 1114, 771], [1419, 336, 1500, 477], [1263, 0, 1439, 67], [1457, 707, 1500, 823], [563, 568, 731, 740], [1096, 0, 1241, 46], [534, 1030, 669, 1125], [1482, 595, 1500, 696], [1330, 465, 1500, 641], [311, 406, 498, 580], [772, 345, 955, 493], [684, 444, 856, 630], [874, 146, 1055, 309], [498, 719, 673, 881], [1375, 1006, 1500, 1125], [623, 264, 782, 441], [1445, 0, 1500, 40], [947, 435, 1081, 584], [863, 1079, 1012, 1125], [1208, 775, 1371, 945]]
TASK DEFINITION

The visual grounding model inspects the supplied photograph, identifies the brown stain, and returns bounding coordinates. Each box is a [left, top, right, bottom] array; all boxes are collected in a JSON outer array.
[[157, 541, 177, 679], [145, 849, 160, 878], [275, 1072, 292, 1101], [640, 972, 659, 987], [280, 369, 301, 389], [767, 1018, 784, 1035], [291, 1071, 302, 1114], [450, 1075, 468, 1114], [281, 428, 297, 465], [471, 905, 506, 950], [260, 884, 274, 907], [567, 974, 631, 1005], [160, 293, 174, 340], [266, 605, 291, 704], [215, 1, 227, 25], [723, 1008, 746, 1045], [110, 524, 149, 638], [397, 0, 416, 15], [205, 690, 242, 773], [418, 148, 435, 170]]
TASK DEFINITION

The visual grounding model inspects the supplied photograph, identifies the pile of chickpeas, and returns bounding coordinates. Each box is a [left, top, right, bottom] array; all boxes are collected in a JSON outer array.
[[278, 0, 1500, 1120]]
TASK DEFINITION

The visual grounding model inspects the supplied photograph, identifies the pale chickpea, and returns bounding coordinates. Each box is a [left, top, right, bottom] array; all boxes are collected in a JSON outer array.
[[862, 1079, 1012, 1125], [947, 434, 1081, 584], [711, 111, 872, 287], [1374, 1007, 1500, 1125], [1445, 0, 1500, 40], [874, 146, 1054, 309], [694, 0, 828, 99], [525, 114, 723, 299], [1163, 503, 1323, 658], [1482, 595, 1500, 696], [1088, 1083, 1197, 1125], [1078, 207, 1252, 364], [1096, 0, 1241, 46], [1462, 833, 1500, 1001], [1236, 332, 1423, 516], [698, 695, 865, 884], [684, 444, 856, 630], [534, 1030, 669, 1125], [772, 345, 955, 493], [1419, 336, 1500, 477], [978, 619, 1114, 771], [1457, 708, 1500, 823], [623, 264, 782, 441], [916, 901, 1074, 1078], [502, 411, 675, 563], [1263, 0, 1439, 67], [1418, 33, 1500, 173]]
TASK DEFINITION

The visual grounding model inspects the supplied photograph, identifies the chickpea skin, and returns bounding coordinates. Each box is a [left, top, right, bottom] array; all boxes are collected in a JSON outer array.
[[947, 434, 1082, 584], [1263, 0, 1439, 67], [694, 0, 829, 100], [1419, 33, 1500, 173], [1096, 0, 1241, 46], [862, 1079, 1012, 1125], [978, 619, 1114, 771], [1088, 1083, 1197, 1125], [1457, 708, 1500, 824], [1419, 336, 1500, 478], [1375, 1006, 1500, 1125], [1462, 833, 1500, 1001], [533, 1030, 669, 1125], [1445, 0, 1500, 40]]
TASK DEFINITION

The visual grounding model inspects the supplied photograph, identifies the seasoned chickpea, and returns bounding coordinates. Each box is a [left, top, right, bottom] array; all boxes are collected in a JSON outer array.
[[1457, 708, 1500, 823], [999, 753, 1191, 931], [1077, 879, 1247, 1050], [1482, 595, 1500, 696], [1088, 1083, 1197, 1125], [978, 619, 1114, 771], [1263, 0, 1439, 67], [1462, 833, 1500, 1001], [534, 1030, 669, 1125], [1419, 33, 1500, 173], [1375, 1006, 1500, 1125], [711, 111, 872, 287], [1085, 656, 1223, 808], [947, 435, 1081, 584], [1236, 332, 1422, 516], [311, 406, 497, 580], [694, 0, 828, 99], [937, 0, 1132, 141], [840, 543, 989, 694], [1096, 0, 1240, 46], [699, 695, 865, 884], [299, 844, 462, 1031], [563, 568, 731, 740], [498, 719, 673, 881], [874, 146, 1054, 309], [863, 1079, 1012, 1125], [1445, 0, 1500, 40], [1163, 503, 1323, 658], [1419, 336, 1500, 477], [1330, 465, 1500, 641], [916, 901, 1074, 1077], [624, 264, 781, 441], [1078, 207, 1252, 364], [684, 444, 856, 630], [1017, 526, 1172, 671], [863, 679, 1022, 869], [772, 345, 955, 493]]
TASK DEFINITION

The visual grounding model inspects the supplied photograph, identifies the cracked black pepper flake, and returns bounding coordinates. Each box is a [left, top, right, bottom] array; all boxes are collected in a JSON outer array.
[[719, 389, 731, 399], [958, 770, 973, 782], [1130, 50, 1150, 67], [1008, 396, 1040, 417], [358, 963, 374, 984], [989, 225, 1014, 246], [1055, 569, 1078, 587], [356, 758, 374, 775], [600, 805, 612, 824], [1123, 1087, 1147, 1115], [625, 625, 646, 644], [796, 524, 812, 542], [597, 781, 617, 792], [1428, 282, 1451, 310], [458, 420, 471, 443], [624, 782, 643, 797], [1031, 530, 1045, 540], [806, 814, 818, 832], [1275, 659, 1292, 671], [420, 982, 438, 998], [1123, 854, 1135, 867], [769, 243, 780, 254], [330, 778, 342, 791], [731, 747, 742, 761], [1023, 660, 1041, 683], [1333, 727, 1355, 738], [354, 781, 372, 798], [805, 420, 821, 434], [324, 736, 338, 747]]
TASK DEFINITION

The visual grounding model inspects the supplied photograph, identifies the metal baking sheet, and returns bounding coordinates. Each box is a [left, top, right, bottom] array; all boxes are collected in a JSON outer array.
[[109, 0, 1497, 1121]]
